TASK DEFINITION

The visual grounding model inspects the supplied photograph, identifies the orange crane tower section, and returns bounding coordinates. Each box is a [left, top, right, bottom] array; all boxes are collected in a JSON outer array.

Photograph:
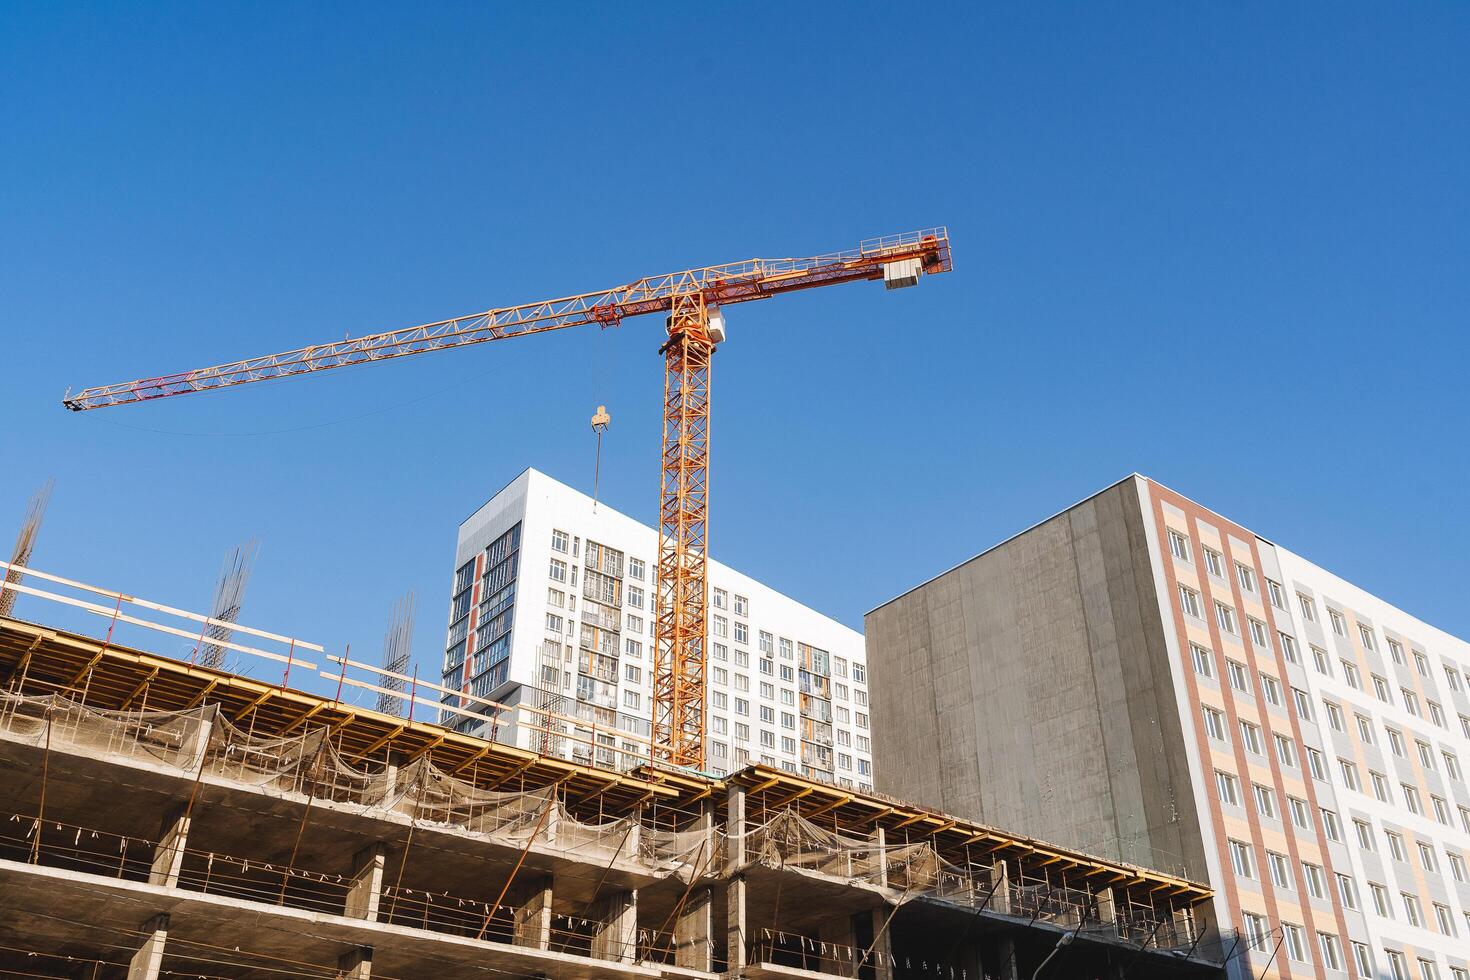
[[62, 229, 953, 770]]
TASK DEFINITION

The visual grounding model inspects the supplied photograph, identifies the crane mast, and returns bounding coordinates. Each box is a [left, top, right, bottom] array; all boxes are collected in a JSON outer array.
[[63, 229, 953, 771]]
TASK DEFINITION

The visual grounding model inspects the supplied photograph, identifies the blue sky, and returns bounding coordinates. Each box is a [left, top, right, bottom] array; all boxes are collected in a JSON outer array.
[[2, 3, 1467, 696]]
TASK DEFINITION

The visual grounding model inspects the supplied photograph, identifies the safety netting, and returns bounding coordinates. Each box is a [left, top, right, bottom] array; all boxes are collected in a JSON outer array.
[[0, 691, 699, 879]]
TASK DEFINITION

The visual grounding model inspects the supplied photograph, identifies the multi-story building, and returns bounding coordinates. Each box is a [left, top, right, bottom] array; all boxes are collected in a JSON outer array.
[[866, 474, 1470, 980], [442, 467, 873, 786]]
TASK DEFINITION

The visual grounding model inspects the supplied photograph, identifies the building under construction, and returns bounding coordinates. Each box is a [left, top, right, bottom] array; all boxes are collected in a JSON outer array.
[[0, 565, 1245, 980]]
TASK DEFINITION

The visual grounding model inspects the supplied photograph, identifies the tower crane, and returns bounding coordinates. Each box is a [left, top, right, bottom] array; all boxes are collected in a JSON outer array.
[[62, 228, 953, 770]]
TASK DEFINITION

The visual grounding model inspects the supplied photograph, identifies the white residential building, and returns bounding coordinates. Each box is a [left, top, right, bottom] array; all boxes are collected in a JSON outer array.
[[442, 468, 872, 786]]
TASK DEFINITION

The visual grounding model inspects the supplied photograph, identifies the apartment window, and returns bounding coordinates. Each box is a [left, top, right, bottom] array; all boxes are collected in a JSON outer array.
[[735, 698, 749, 716], [1329, 609, 1346, 636], [1448, 852, 1467, 882], [1236, 562, 1257, 593], [1420, 960, 1440, 980], [1373, 674, 1392, 702], [1242, 913, 1268, 950], [1167, 528, 1191, 561], [1302, 861, 1325, 898], [1429, 700, 1446, 727], [1306, 747, 1326, 779], [1402, 688, 1421, 716], [779, 665, 793, 683], [1249, 618, 1269, 647], [1371, 882, 1392, 917], [1401, 893, 1422, 928], [1202, 706, 1227, 741], [1280, 632, 1300, 664], [1356, 714, 1374, 743], [1464, 714, 1470, 739], [1240, 721, 1263, 753], [1267, 578, 1286, 608], [1432, 795, 1451, 825], [1289, 795, 1310, 830], [1417, 740, 1436, 769], [734, 621, 748, 645], [734, 722, 749, 741], [545, 612, 563, 633], [834, 657, 848, 678], [712, 616, 728, 638], [1386, 831, 1407, 862], [856, 712, 868, 729], [1445, 752, 1463, 782], [1216, 770, 1240, 805], [758, 630, 773, 654], [1294, 688, 1313, 720], [1298, 593, 1317, 622], [1402, 784, 1422, 815], [1215, 601, 1238, 635], [1370, 770, 1389, 802], [1253, 783, 1276, 818], [1179, 586, 1203, 618], [1386, 726, 1405, 756], [623, 690, 640, 710], [1312, 645, 1333, 676], [1320, 808, 1342, 841], [1228, 839, 1254, 878], [1336, 873, 1358, 909], [549, 558, 567, 583], [547, 588, 564, 608], [781, 711, 795, 730], [1325, 701, 1345, 731], [622, 586, 642, 610], [1386, 951, 1409, 980], [551, 529, 569, 553], [1339, 758, 1360, 791], [852, 663, 865, 683], [1274, 734, 1298, 768], [712, 691, 727, 710], [1436, 903, 1457, 936], [1342, 660, 1361, 688], [1282, 923, 1306, 963], [1190, 643, 1214, 678], [1411, 651, 1429, 678], [1203, 547, 1224, 577], [1227, 660, 1250, 692], [712, 588, 727, 609], [1317, 934, 1342, 972], [1446, 665, 1462, 691], [1354, 818, 1374, 850], [1358, 622, 1377, 648], [627, 557, 644, 580], [1268, 851, 1292, 889], [759, 705, 774, 724], [1260, 673, 1283, 706], [1352, 942, 1373, 979]]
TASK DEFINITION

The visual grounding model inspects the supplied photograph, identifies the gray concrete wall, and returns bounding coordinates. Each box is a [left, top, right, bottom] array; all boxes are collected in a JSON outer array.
[[864, 477, 1207, 880]]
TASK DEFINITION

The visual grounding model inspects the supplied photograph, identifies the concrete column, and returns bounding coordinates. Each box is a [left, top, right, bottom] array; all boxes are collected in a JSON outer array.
[[1096, 886, 1117, 927], [148, 806, 190, 888], [590, 890, 637, 964], [338, 947, 372, 980], [512, 878, 552, 950], [1171, 906, 1196, 946], [988, 860, 1012, 915], [620, 820, 641, 863], [993, 936, 1021, 980], [673, 886, 712, 970], [869, 909, 894, 980], [874, 826, 888, 888], [345, 843, 386, 921], [126, 914, 168, 980], [188, 707, 217, 772], [727, 784, 746, 868], [542, 796, 561, 847], [726, 873, 748, 970]]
